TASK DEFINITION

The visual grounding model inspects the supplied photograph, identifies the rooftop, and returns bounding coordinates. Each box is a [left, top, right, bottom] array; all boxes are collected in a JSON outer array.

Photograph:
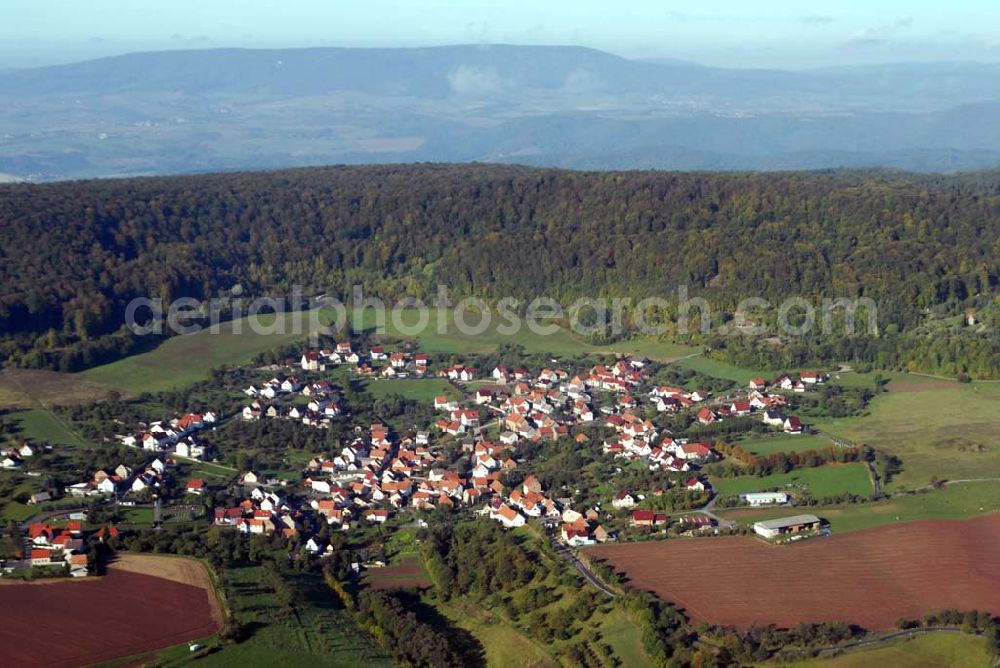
[[753, 514, 821, 530]]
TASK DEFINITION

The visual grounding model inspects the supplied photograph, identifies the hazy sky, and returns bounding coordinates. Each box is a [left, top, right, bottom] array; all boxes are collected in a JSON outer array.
[[2, 0, 999, 69]]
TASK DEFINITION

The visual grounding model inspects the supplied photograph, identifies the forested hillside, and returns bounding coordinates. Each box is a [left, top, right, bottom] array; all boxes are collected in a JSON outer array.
[[0, 164, 998, 375]]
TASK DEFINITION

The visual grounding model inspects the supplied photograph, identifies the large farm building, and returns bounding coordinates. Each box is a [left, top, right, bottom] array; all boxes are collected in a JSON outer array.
[[753, 514, 822, 539]]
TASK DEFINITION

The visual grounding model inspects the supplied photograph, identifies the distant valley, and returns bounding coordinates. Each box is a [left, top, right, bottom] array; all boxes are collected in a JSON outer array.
[[2, 45, 1000, 180]]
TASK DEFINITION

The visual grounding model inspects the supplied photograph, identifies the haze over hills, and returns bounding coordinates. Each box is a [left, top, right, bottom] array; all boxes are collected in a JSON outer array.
[[2, 44, 1000, 180]]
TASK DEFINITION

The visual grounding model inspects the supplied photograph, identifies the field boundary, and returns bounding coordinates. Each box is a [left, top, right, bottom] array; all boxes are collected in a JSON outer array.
[[108, 552, 225, 629]]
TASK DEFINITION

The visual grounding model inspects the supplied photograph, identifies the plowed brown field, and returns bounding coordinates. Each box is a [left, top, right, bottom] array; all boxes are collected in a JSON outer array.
[[0, 556, 221, 667], [587, 514, 1000, 630]]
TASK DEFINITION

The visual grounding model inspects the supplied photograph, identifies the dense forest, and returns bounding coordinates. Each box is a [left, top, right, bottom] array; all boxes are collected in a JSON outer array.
[[1, 164, 998, 375]]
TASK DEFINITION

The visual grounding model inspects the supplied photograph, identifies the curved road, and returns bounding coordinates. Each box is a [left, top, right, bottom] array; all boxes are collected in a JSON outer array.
[[550, 539, 618, 597]]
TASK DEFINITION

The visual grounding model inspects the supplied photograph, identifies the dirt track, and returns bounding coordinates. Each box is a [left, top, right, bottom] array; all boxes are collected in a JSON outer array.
[[587, 514, 1000, 630]]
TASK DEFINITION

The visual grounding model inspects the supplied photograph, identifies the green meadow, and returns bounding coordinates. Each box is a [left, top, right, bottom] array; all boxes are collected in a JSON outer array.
[[777, 628, 990, 667], [199, 565, 390, 668], [811, 381, 1000, 490], [78, 307, 698, 397], [362, 378, 462, 402], [736, 433, 835, 456], [711, 463, 873, 499], [6, 408, 90, 447], [80, 312, 316, 394], [719, 480, 1000, 534]]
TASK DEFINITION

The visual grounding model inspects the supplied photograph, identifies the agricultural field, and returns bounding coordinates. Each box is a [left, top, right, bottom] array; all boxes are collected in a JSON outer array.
[[711, 463, 873, 499], [80, 312, 316, 395], [780, 631, 992, 667], [718, 480, 1000, 534], [588, 514, 1000, 630], [0, 556, 221, 667], [734, 433, 835, 457], [364, 554, 432, 590], [811, 382, 1000, 490], [0, 369, 116, 410], [6, 409, 90, 447], [201, 564, 390, 668]]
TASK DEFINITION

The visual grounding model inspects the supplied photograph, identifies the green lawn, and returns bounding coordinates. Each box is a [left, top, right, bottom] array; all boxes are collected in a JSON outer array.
[[718, 480, 1000, 533], [712, 463, 873, 499], [736, 433, 836, 456], [811, 382, 1000, 490], [7, 408, 90, 447], [80, 312, 315, 395], [363, 378, 461, 402], [1, 501, 35, 521], [777, 630, 992, 667], [672, 356, 767, 384]]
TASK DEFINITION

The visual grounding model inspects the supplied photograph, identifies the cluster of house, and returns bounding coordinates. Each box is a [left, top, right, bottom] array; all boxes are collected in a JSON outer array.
[[647, 385, 709, 412], [486, 474, 613, 546], [119, 412, 217, 460], [434, 359, 653, 444], [243, 377, 343, 427], [627, 509, 715, 533], [300, 343, 430, 378], [693, 374, 824, 435], [214, 474, 301, 538], [64, 458, 173, 498], [602, 411, 716, 472], [209, 421, 524, 552], [26, 522, 89, 577], [0, 442, 36, 470]]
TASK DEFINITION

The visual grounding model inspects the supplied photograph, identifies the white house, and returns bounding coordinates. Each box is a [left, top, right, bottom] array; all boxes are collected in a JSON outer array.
[[611, 491, 636, 509], [301, 352, 321, 371], [492, 504, 526, 528]]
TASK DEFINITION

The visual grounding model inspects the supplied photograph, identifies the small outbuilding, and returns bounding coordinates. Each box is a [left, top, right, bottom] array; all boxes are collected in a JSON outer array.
[[753, 514, 822, 539]]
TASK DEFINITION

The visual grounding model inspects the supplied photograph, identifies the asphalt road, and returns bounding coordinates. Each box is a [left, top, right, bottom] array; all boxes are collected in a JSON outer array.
[[550, 538, 618, 597]]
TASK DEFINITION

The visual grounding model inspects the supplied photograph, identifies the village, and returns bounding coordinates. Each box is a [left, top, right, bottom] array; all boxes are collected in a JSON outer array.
[[1, 335, 843, 583]]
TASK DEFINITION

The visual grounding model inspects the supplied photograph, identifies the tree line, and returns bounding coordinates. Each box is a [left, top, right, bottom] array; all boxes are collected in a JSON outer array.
[[1, 164, 998, 376]]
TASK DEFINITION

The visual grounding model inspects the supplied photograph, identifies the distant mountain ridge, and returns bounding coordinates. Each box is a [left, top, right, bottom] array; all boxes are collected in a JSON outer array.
[[1, 44, 1000, 180]]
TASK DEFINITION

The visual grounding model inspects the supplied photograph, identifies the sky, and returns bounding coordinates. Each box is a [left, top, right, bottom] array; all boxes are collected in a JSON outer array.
[[2, 0, 999, 70]]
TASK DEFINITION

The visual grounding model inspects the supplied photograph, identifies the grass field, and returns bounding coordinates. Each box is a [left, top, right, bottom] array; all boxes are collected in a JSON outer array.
[[201, 565, 390, 668], [0, 501, 35, 522], [6, 409, 90, 447], [777, 630, 992, 667], [811, 382, 1000, 490], [74, 308, 696, 397], [362, 378, 461, 402], [825, 370, 948, 390], [736, 433, 835, 456], [80, 312, 315, 395], [711, 463, 873, 499], [0, 369, 117, 410], [718, 480, 1000, 533], [429, 597, 558, 668], [672, 356, 768, 384], [598, 611, 651, 667], [349, 307, 697, 360]]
